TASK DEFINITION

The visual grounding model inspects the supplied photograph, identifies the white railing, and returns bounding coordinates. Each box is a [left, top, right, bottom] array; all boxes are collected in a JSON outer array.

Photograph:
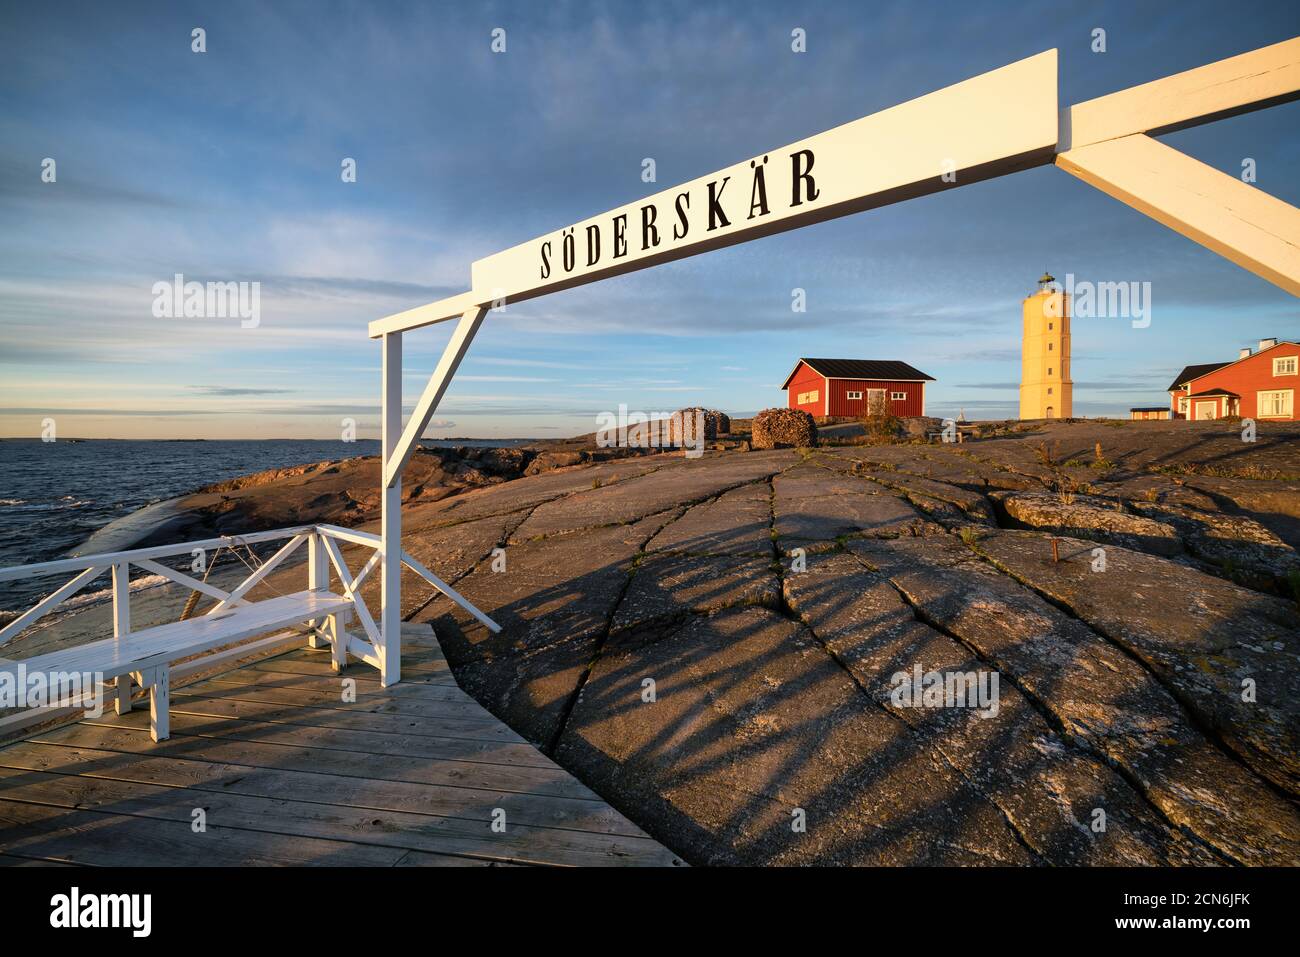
[[0, 526, 315, 648], [0, 522, 498, 656], [0, 522, 500, 736], [314, 524, 499, 633]]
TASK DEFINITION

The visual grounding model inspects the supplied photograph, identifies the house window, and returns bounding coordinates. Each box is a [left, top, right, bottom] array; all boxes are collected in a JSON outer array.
[[1274, 356, 1298, 376], [1047, 387, 1053, 395], [890, 391, 906, 401], [1048, 367, 1053, 376], [1048, 342, 1053, 351], [846, 390, 863, 400], [797, 389, 820, 405], [1048, 323, 1053, 330], [1178, 397, 1189, 414], [1258, 390, 1293, 417]]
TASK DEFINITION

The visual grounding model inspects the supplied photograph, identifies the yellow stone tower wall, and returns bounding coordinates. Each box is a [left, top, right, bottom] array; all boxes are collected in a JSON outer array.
[[1019, 286, 1072, 419]]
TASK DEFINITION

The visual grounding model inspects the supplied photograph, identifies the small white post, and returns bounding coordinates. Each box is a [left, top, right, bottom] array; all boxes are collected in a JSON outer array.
[[111, 561, 131, 715], [147, 667, 170, 742], [307, 531, 327, 648], [380, 331, 402, 687], [326, 613, 346, 673]]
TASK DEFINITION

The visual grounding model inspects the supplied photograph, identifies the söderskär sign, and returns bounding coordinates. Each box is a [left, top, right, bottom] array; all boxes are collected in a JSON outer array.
[[470, 49, 1058, 306]]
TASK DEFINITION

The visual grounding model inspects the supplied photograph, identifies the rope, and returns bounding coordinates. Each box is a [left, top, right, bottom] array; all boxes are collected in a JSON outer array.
[[225, 535, 287, 599], [179, 545, 223, 621], [176, 533, 289, 622]]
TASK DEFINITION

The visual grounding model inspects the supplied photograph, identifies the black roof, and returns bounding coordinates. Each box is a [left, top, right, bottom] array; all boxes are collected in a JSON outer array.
[[1166, 362, 1228, 392], [784, 358, 935, 388]]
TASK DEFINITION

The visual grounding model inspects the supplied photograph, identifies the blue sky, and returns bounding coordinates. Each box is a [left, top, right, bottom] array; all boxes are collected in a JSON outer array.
[[1, 0, 1297, 439]]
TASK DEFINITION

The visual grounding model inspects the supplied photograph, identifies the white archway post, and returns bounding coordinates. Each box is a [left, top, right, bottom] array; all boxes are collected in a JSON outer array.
[[380, 330, 403, 686], [377, 306, 493, 686]]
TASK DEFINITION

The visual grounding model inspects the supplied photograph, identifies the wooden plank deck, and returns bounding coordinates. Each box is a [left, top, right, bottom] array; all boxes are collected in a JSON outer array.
[[0, 624, 684, 867]]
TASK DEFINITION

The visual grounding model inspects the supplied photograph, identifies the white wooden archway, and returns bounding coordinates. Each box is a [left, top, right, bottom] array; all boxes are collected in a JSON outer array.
[[369, 38, 1300, 686]]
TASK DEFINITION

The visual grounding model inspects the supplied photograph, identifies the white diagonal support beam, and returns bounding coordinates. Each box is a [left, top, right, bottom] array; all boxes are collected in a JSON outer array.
[[319, 532, 354, 585], [133, 558, 242, 606], [207, 534, 306, 614], [0, 565, 106, 647], [383, 305, 488, 488], [1061, 36, 1300, 150], [401, 550, 501, 634], [350, 549, 382, 594], [1057, 134, 1300, 296], [320, 534, 382, 647]]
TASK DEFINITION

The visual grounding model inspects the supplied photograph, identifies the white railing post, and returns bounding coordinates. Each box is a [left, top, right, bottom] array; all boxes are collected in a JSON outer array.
[[306, 530, 327, 648], [380, 331, 402, 686], [111, 561, 132, 714]]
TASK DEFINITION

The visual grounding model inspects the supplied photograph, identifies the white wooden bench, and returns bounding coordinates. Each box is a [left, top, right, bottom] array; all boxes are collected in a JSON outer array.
[[0, 589, 354, 741], [0, 525, 499, 742]]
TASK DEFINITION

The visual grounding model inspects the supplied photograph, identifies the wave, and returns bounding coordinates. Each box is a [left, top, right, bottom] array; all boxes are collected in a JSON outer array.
[[61, 573, 171, 611], [0, 573, 173, 645], [0, 500, 93, 511]]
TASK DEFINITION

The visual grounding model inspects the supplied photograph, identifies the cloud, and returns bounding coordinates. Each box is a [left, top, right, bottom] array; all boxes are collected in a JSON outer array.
[[1071, 379, 1166, 391], [0, 159, 185, 210], [470, 356, 589, 370], [0, 406, 214, 417], [192, 386, 297, 397], [455, 375, 559, 383], [935, 348, 1020, 363]]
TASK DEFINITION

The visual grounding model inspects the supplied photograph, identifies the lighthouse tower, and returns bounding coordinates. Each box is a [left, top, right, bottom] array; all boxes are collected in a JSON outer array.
[[1019, 272, 1072, 419]]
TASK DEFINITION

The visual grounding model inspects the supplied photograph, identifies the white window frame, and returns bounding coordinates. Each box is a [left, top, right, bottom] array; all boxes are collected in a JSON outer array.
[[890, 391, 906, 401], [846, 390, 863, 400], [797, 389, 820, 406], [1273, 355, 1298, 376], [1177, 396, 1189, 414], [1257, 389, 1293, 418]]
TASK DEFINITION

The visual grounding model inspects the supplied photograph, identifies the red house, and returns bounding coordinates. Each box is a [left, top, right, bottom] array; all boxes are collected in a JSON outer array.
[[1167, 338, 1299, 421], [781, 358, 934, 418]]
